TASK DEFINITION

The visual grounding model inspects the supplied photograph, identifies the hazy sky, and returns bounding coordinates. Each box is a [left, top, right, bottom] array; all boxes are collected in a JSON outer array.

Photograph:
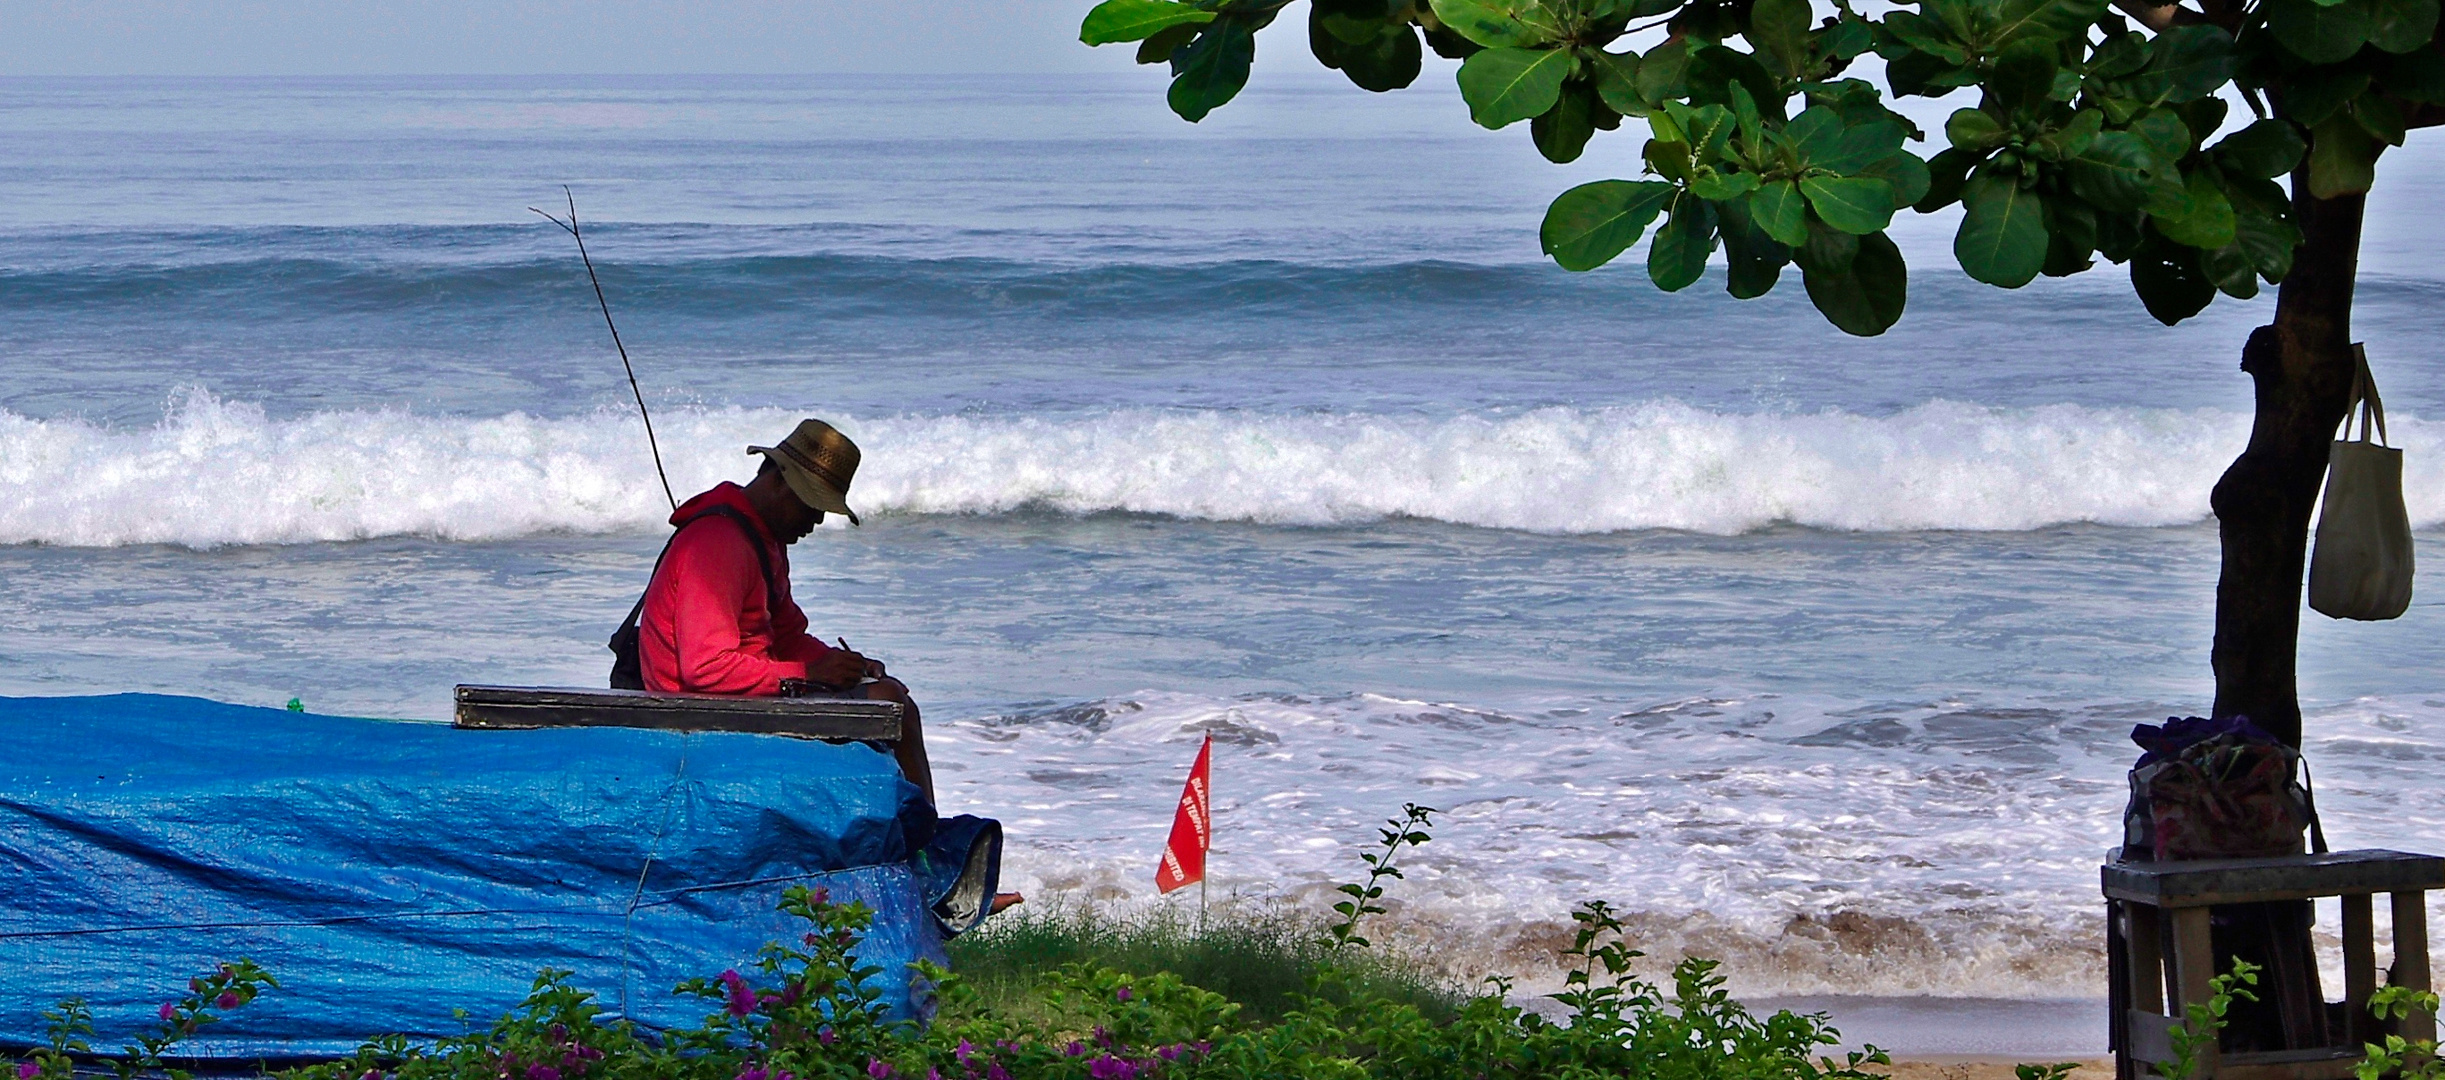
[[1, 2, 1124, 75]]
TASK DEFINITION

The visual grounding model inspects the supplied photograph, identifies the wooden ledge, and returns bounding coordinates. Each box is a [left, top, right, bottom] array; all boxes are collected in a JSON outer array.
[[2103, 849, 2445, 907], [452, 685, 902, 742]]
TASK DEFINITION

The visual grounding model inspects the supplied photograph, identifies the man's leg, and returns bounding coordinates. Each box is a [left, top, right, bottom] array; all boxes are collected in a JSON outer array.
[[864, 677, 934, 805]]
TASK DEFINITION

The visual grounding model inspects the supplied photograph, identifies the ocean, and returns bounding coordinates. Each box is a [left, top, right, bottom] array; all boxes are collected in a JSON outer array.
[[4, 73, 2442, 1051]]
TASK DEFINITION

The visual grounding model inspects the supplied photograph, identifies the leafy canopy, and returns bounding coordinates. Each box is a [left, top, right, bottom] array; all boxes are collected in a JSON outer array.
[[1081, 0, 2440, 335]]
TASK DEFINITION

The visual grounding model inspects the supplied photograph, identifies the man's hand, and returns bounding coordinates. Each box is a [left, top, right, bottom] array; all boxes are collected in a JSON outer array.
[[806, 647, 869, 690]]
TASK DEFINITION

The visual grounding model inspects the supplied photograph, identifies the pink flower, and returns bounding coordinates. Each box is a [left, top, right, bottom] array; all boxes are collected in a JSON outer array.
[[157, 1003, 177, 1022], [718, 970, 755, 1017], [737, 1066, 768, 1080], [985, 1065, 1010, 1080], [866, 1059, 891, 1080], [817, 1027, 837, 1046], [954, 1041, 973, 1065], [525, 1066, 560, 1080], [1086, 1055, 1137, 1080], [1114, 987, 1131, 1002], [806, 886, 830, 905], [217, 992, 240, 1010], [20, 1062, 41, 1079]]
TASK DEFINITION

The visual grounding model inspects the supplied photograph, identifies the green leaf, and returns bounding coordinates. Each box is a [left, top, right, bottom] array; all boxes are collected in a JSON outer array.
[[1749, 0, 1815, 79], [1458, 46, 1575, 128], [2286, 65, 2373, 126], [2068, 130, 2160, 211], [1917, 146, 1977, 211], [1645, 138, 1695, 181], [1717, 199, 1792, 298], [2386, 48, 2445, 104], [1946, 108, 2007, 152], [2369, 0, 2440, 51], [2201, 242, 2261, 299], [1991, 41, 2060, 111], [1817, 119, 1908, 173], [1648, 193, 1718, 291], [1314, 9, 1426, 92], [2231, 209, 2299, 281], [2211, 119, 2307, 178], [1693, 170, 1763, 200], [2268, 0, 2374, 63], [1797, 218, 1860, 274], [1636, 38, 1691, 106], [1168, 19, 1257, 122], [2043, 197, 2098, 276], [2031, 108, 2104, 161], [1883, 11, 1969, 64], [2154, 169, 2236, 249], [1803, 230, 1908, 335], [1082, 0, 1216, 45], [2132, 110, 2194, 161], [1956, 172, 2049, 287], [2130, 233, 2216, 323], [1751, 180, 1811, 245], [1784, 106, 1846, 165], [1591, 49, 1645, 114], [1542, 180, 1676, 270], [1429, 0, 1562, 47], [1860, 152, 1932, 207], [1990, 0, 2110, 46], [2352, 92, 2407, 144], [2307, 113, 2381, 196], [1138, 22, 1201, 63], [1801, 176, 1899, 234], [1532, 85, 1598, 162], [2125, 26, 2237, 104]]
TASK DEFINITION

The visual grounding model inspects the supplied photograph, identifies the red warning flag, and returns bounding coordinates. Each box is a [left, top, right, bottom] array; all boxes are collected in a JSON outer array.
[[1155, 734, 1212, 893]]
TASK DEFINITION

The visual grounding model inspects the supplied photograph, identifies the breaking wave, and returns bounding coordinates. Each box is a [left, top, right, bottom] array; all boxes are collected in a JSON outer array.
[[5, 390, 2434, 547]]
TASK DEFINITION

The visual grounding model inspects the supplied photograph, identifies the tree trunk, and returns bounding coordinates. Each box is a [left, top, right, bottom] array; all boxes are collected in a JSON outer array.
[[2208, 182, 2368, 748], [2201, 171, 2368, 1052]]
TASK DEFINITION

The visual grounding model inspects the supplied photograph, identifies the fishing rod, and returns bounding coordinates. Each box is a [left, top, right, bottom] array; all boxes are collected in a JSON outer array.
[[531, 187, 677, 512]]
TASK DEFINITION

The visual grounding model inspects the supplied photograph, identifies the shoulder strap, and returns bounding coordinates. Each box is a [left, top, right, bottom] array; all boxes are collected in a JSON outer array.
[[2346, 343, 2389, 447], [615, 506, 785, 645]]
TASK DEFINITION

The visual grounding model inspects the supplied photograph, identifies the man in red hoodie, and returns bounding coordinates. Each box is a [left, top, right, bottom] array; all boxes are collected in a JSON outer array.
[[632, 418, 933, 802]]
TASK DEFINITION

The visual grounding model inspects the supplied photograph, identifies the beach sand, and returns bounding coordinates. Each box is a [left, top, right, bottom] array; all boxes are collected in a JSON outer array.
[[1880, 1059, 2112, 1080]]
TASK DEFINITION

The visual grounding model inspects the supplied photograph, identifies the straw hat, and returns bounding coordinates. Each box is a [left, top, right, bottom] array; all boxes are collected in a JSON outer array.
[[748, 419, 862, 525]]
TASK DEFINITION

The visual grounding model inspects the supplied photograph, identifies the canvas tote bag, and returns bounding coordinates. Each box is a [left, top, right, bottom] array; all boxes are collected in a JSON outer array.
[[2308, 344, 2414, 620]]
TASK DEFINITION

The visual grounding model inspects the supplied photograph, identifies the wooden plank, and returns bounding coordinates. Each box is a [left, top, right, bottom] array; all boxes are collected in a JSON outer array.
[[2172, 906, 2217, 1080], [452, 684, 901, 741], [2103, 850, 2445, 907], [2126, 1009, 2177, 1065], [2128, 902, 2166, 1015], [2396, 890, 2436, 1044], [2344, 893, 2375, 1043]]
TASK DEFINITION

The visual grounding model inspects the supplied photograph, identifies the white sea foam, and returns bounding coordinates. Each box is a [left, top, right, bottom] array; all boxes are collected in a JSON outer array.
[[8, 390, 2442, 547]]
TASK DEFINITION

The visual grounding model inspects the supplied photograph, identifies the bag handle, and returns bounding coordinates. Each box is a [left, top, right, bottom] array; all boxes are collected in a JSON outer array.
[[2301, 757, 2330, 855], [2344, 343, 2390, 447]]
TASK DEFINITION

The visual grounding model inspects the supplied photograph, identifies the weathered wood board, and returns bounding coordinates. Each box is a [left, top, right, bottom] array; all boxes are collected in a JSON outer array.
[[453, 684, 902, 742]]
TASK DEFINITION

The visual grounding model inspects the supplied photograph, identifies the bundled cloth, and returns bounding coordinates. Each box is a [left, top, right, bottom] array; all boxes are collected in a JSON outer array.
[[2123, 715, 2324, 862]]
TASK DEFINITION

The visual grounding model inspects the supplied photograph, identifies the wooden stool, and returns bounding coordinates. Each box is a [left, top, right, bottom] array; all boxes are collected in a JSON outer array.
[[2104, 849, 2442, 1080]]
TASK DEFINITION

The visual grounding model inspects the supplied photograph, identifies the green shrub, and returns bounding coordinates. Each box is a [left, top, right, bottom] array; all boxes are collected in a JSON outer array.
[[13, 804, 1896, 1080]]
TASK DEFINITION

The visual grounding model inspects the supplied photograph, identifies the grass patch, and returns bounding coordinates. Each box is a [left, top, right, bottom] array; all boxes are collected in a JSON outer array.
[[943, 903, 1462, 1026]]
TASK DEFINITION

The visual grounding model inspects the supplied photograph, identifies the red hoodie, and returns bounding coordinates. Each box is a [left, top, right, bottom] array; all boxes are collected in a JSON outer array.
[[639, 482, 836, 695]]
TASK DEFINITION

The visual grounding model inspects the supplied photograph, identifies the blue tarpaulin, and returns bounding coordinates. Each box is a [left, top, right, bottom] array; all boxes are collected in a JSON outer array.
[[0, 693, 978, 1059]]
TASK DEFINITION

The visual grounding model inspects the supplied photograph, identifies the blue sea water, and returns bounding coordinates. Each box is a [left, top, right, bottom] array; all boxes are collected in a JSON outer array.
[[3, 73, 2443, 1016]]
